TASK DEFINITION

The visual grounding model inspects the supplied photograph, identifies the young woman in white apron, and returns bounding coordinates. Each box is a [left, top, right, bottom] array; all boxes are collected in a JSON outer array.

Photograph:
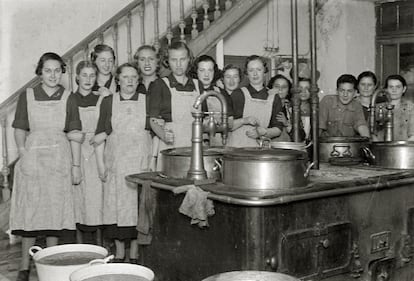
[[67, 61, 105, 245], [134, 45, 160, 171], [229, 55, 285, 147], [11, 53, 78, 281], [91, 44, 117, 96], [148, 42, 201, 170], [95, 63, 151, 263], [191, 55, 235, 146]]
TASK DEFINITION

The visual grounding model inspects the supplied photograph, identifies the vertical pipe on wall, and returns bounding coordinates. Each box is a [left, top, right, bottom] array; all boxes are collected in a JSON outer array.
[[309, 0, 319, 169], [127, 12, 133, 62], [0, 117, 10, 201], [290, 0, 301, 142], [98, 33, 104, 44], [191, 0, 199, 39], [138, 2, 146, 45], [83, 45, 89, 61], [179, 0, 186, 43], [166, 0, 173, 46], [67, 58, 73, 92]]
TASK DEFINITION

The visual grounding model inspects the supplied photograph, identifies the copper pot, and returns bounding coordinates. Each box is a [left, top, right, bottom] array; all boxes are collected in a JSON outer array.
[[368, 141, 414, 169]]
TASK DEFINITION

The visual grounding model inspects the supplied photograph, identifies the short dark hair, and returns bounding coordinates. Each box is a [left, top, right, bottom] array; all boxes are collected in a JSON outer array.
[[268, 74, 292, 100], [384, 74, 407, 88], [90, 44, 116, 63], [357, 71, 377, 87], [35, 52, 66, 75], [244, 55, 268, 74], [114, 63, 139, 85], [223, 64, 242, 79], [190, 55, 221, 83], [75, 60, 98, 85], [336, 74, 357, 89]]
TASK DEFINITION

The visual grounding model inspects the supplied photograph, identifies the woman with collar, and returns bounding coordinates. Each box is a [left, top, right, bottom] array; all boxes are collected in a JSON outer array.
[[375, 74, 414, 141], [148, 42, 201, 169], [68, 61, 105, 246], [229, 55, 284, 147], [11, 52, 79, 281], [94, 63, 151, 263], [191, 55, 234, 146], [91, 44, 117, 96]]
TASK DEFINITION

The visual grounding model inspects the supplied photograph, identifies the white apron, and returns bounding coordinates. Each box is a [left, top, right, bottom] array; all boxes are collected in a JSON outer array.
[[74, 95, 104, 226], [227, 87, 275, 147], [10, 88, 75, 231], [156, 77, 200, 170], [103, 92, 151, 226]]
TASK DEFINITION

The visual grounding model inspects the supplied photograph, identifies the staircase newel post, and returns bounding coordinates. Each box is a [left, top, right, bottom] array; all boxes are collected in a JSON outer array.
[[0, 116, 10, 201], [191, 0, 199, 39], [153, 0, 160, 52], [179, 0, 186, 43], [138, 2, 146, 45]]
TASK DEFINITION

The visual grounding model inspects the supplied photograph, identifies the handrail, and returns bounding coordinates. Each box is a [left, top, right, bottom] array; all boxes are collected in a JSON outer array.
[[0, 0, 143, 118]]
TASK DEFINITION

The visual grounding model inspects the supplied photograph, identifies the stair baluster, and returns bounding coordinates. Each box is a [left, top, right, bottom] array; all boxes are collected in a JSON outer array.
[[83, 44, 89, 61], [166, 0, 173, 46], [127, 12, 133, 62], [153, 0, 160, 51], [179, 0, 186, 43], [98, 33, 104, 44], [112, 23, 119, 67], [203, 0, 210, 29], [191, 0, 198, 39], [214, 0, 221, 20], [225, 0, 232, 10], [138, 2, 146, 45]]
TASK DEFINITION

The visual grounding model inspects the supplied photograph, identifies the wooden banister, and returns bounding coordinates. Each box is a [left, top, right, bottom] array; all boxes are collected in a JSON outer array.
[[0, 0, 143, 118]]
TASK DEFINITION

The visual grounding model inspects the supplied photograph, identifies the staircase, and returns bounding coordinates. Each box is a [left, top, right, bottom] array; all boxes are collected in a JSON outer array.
[[0, 0, 267, 278]]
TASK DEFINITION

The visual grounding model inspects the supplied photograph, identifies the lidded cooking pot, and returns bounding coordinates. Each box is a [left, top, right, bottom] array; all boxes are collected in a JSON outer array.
[[319, 136, 370, 163], [222, 148, 312, 190]]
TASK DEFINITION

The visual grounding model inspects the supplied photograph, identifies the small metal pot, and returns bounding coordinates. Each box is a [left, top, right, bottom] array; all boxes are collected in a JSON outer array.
[[160, 147, 226, 179], [368, 141, 414, 169], [319, 136, 370, 162], [222, 148, 313, 190]]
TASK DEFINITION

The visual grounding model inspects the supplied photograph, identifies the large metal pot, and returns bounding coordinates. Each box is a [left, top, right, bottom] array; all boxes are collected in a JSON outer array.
[[160, 147, 227, 179], [222, 148, 312, 190], [368, 141, 414, 169], [319, 136, 370, 162], [202, 271, 299, 281]]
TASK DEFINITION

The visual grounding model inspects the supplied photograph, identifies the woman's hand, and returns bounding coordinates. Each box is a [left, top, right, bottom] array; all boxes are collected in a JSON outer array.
[[96, 87, 112, 97], [71, 166, 82, 185], [17, 147, 27, 158], [97, 163, 108, 182], [243, 116, 259, 126], [276, 112, 289, 127], [246, 127, 266, 139], [90, 133, 107, 147], [163, 129, 174, 145]]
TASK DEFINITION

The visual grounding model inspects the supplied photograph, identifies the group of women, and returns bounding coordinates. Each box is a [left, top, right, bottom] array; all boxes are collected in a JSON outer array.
[[9, 40, 411, 281]]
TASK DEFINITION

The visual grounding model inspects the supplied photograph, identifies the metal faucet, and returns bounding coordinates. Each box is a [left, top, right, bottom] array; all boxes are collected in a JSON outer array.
[[187, 90, 229, 180], [369, 90, 394, 141]]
